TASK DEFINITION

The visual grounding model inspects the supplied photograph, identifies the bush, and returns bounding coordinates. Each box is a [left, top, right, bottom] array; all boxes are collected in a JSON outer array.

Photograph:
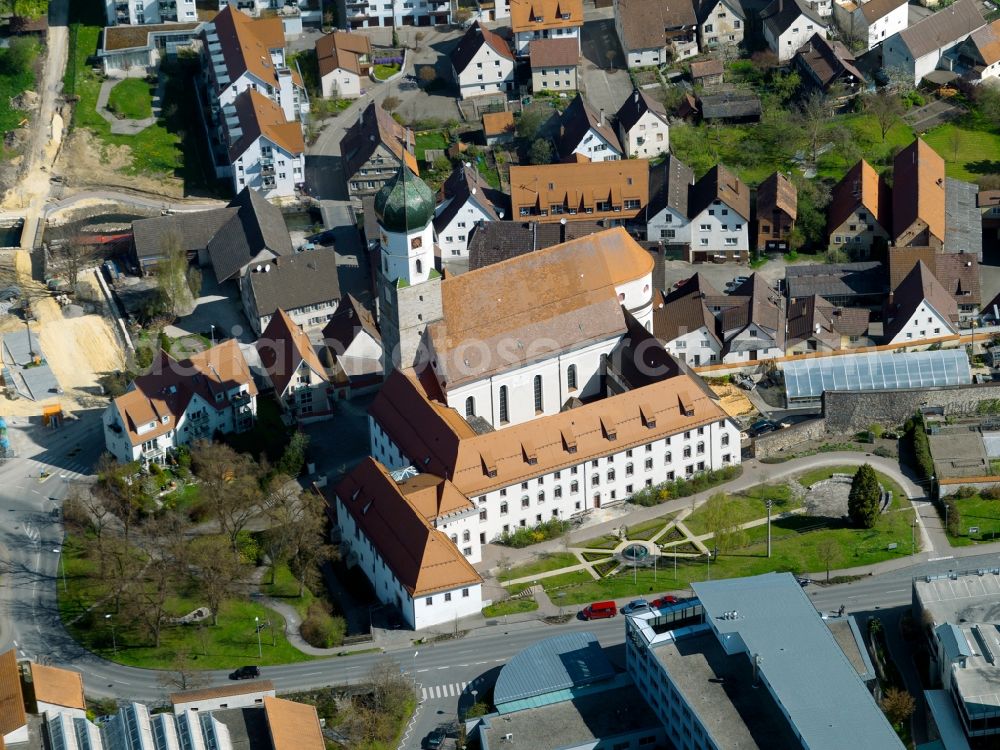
[[904, 413, 934, 481], [983, 485, 1000, 500], [496, 518, 570, 548], [945, 497, 961, 536], [873, 446, 894, 458], [628, 465, 743, 506], [954, 486, 978, 499], [300, 601, 346, 648], [869, 424, 884, 440]]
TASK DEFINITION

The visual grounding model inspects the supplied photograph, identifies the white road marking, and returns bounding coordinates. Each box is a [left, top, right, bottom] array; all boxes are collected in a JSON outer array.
[[929, 555, 955, 561], [436, 665, 448, 670]]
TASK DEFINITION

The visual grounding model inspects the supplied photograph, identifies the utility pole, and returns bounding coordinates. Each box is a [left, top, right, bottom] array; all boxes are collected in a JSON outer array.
[[255, 616, 262, 659], [911, 516, 917, 555], [706, 551, 712, 580], [766, 498, 773, 558]]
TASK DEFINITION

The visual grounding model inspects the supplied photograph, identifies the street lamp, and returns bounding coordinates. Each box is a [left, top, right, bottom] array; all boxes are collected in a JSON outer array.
[[255, 616, 262, 659], [52, 548, 66, 592], [705, 551, 712, 581], [766, 499, 773, 559], [412, 650, 419, 689], [210, 324, 216, 346], [911, 515, 918, 555], [105, 614, 117, 656]]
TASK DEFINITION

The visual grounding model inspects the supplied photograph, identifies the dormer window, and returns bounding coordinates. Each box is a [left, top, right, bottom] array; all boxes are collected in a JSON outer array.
[[215, 392, 224, 402], [161, 415, 169, 424]]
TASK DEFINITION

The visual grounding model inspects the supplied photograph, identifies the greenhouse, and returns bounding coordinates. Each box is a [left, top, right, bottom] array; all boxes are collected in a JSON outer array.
[[782, 349, 971, 406]]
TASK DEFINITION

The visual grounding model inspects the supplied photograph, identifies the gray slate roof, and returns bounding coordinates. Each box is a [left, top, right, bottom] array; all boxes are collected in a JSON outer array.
[[245, 246, 340, 319], [647, 154, 694, 218], [785, 261, 886, 300], [761, 0, 825, 36], [615, 89, 668, 134], [895, 0, 985, 58], [556, 93, 622, 160], [206, 188, 294, 282], [432, 162, 508, 235], [693, 573, 905, 750], [945, 177, 982, 259], [132, 208, 238, 262], [466, 220, 606, 270]]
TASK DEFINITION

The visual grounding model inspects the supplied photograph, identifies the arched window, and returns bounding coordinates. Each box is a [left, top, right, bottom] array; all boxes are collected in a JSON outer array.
[[499, 385, 509, 423], [567, 364, 577, 391], [415, 258, 423, 275], [465, 396, 475, 418], [534, 375, 543, 412]]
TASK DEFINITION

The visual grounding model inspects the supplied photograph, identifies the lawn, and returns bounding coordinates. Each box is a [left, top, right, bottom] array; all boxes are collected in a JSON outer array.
[[504, 552, 578, 581], [0, 38, 40, 135], [623, 515, 676, 541], [797, 465, 906, 510], [65, 0, 225, 194], [923, 119, 1000, 182], [414, 130, 448, 161], [945, 495, 1000, 546], [106, 77, 153, 120], [578, 533, 621, 550], [814, 114, 915, 179], [59, 536, 312, 669], [262, 562, 314, 618], [373, 63, 401, 80], [482, 598, 538, 617], [160, 482, 201, 514], [683, 483, 799, 536]]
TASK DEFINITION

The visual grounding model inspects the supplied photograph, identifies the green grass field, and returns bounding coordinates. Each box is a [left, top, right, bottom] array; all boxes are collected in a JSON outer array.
[[106, 78, 153, 120], [262, 563, 315, 618], [683, 483, 798, 536], [504, 552, 578, 580], [945, 495, 1000, 546], [482, 598, 538, 618], [923, 121, 1000, 181], [0, 39, 40, 134], [415, 130, 448, 161]]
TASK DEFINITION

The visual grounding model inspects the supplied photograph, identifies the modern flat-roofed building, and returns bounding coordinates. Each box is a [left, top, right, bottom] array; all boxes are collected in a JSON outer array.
[[626, 572, 905, 750]]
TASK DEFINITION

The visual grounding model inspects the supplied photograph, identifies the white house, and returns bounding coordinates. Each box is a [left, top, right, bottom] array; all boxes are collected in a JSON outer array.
[[334, 458, 484, 630], [338, 0, 451, 29], [450, 22, 516, 99], [882, 0, 985, 85], [686, 164, 750, 260], [219, 0, 322, 30], [614, 0, 699, 67], [256, 309, 334, 422], [171, 683, 276, 715], [653, 276, 724, 367], [316, 31, 371, 99], [98, 22, 203, 77], [646, 154, 695, 245], [433, 162, 507, 259], [369, 366, 742, 543], [556, 93, 622, 162], [225, 89, 305, 200], [698, 0, 746, 50], [957, 19, 1000, 82], [322, 295, 384, 396], [102, 340, 258, 465], [832, 0, 908, 50], [29, 663, 87, 721], [714, 275, 786, 362], [106, 0, 197, 24], [616, 89, 669, 160], [240, 246, 340, 335], [510, 0, 583, 55], [884, 260, 960, 344], [762, 0, 828, 61]]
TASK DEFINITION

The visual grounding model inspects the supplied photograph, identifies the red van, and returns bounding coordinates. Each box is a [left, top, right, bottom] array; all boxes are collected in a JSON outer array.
[[582, 601, 617, 620]]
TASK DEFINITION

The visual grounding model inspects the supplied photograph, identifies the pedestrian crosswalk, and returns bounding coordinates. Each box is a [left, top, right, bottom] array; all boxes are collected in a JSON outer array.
[[420, 682, 468, 700]]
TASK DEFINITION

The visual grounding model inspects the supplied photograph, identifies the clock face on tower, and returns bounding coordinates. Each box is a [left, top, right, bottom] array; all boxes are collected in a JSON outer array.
[[411, 237, 423, 249]]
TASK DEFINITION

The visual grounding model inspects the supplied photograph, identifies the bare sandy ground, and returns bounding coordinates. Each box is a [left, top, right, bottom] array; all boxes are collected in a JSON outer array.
[[710, 383, 756, 418]]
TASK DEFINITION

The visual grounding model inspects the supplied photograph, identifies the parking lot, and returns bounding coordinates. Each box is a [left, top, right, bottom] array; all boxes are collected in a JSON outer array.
[[579, 11, 631, 117], [164, 271, 254, 343]]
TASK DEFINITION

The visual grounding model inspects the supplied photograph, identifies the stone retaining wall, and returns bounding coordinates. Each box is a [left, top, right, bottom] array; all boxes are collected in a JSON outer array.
[[823, 384, 1000, 433], [753, 417, 827, 457]]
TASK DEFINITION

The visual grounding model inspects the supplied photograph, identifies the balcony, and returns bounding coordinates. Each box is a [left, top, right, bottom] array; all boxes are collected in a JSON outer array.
[[261, 161, 275, 176]]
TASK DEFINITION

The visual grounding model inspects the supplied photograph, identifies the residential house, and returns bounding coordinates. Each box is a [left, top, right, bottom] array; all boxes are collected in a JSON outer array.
[[257, 309, 333, 422], [614, 0, 699, 66], [98, 22, 203, 76], [645, 154, 695, 247], [832, 0, 908, 50], [979, 189, 1000, 247], [556, 93, 622, 162], [451, 22, 516, 99], [653, 274, 724, 365], [342, 101, 418, 206], [201, 6, 307, 198], [224, 89, 305, 199], [882, 0, 986, 85], [698, 90, 761, 122], [217, 0, 318, 33], [690, 58, 724, 86], [106, 0, 197, 25], [761, 0, 828, 62], [316, 31, 371, 99], [333, 457, 484, 629], [884, 260, 960, 344], [698, 0, 746, 50], [170, 682, 277, 714], [785, 294, 871, 353], [131, 186, 292, 283], [784, 261, 888, 308], [240, 246, 341, 335], [529, 37, 579, 91], [337, 0, 450, 30], [322, 294, 383, 396], [102, 340, 257, 465], [827, 158, 892, 256], [956, 19, 1000, 82], [509, 160, 648, 224], [793, 33, 866, 98], [711, 274, 786, 362], [887, 247, 981, 319], [29, 662, 87, 719], [433, 162, 508, 259], [615, 89, 669, 160], [755, 171, 797, 252], [892, 138, 945, 250], [483, 110, 516, 145], [466, 219, 605, 269], [686, 164, 750, 262], [510, 0, 583, 56]]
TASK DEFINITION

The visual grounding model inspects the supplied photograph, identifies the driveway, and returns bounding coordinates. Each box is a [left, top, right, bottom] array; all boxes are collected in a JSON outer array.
[[580, 17, 631, 117], [164, 270, 254, 342], [902, 99, 965, 133]]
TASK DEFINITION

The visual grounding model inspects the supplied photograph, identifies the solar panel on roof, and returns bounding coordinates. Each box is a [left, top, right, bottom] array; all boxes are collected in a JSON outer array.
[[781, 350, 970, 399]]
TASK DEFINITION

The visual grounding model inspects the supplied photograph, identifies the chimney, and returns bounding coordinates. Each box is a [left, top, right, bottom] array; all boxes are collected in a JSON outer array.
[[599, 108, 605, 126]]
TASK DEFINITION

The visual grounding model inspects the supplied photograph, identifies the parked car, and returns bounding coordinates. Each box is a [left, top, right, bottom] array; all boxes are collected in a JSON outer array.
[[580, 601, 617, 620], [749, 419, 778, 437], [796, 577, 811, 587], [621, 599, 651, 615], [650, 595, 678, 609], [229, 665, 261, 680], [423, 729, 446, 749]]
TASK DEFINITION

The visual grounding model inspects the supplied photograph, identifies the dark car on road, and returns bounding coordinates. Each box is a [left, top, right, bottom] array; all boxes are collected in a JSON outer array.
[[423, 728, 446, 749], [229, 665, 260, 680], [748, 419, 778, 437]]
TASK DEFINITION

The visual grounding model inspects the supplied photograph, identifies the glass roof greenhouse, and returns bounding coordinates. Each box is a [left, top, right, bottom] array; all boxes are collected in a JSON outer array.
[[782, 350, 971, 403]]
